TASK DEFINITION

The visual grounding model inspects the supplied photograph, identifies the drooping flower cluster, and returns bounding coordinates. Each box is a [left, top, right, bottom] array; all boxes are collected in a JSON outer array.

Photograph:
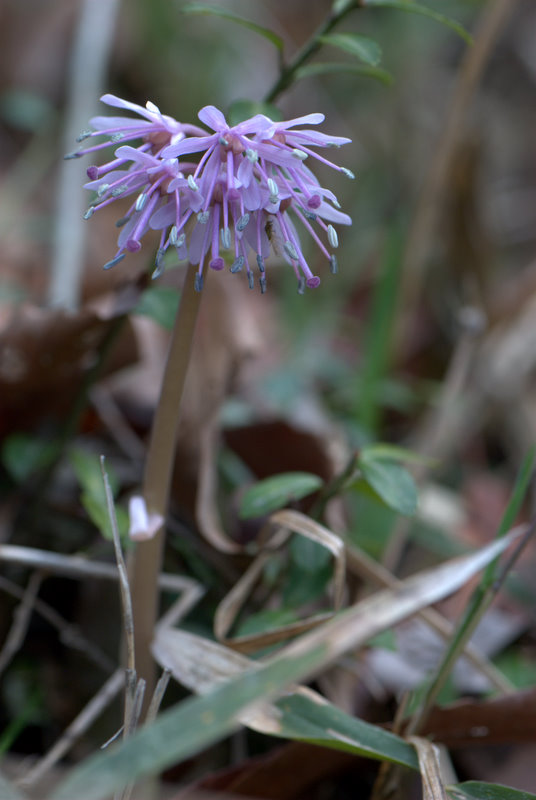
[[68, 94, 353, 292]]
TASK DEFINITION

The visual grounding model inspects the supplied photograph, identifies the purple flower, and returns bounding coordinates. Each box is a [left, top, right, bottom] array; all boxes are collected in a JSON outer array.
[[68, 94, 205, 273], [71, 97, 353, 289], [161, 105, 352, 292]]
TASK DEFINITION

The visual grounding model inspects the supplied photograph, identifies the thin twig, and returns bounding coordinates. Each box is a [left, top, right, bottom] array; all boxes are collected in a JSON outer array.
[[100, 455, 135, 674], [145, 670, 171, 724], [0, 543, 199, 594], [0, 574, 114, 673], [0, 571, 43, 677], [20, 669, 125, 788]]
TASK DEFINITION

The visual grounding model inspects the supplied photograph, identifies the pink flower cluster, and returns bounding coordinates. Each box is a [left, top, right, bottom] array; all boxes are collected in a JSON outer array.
[[69, 95, 353, 293]]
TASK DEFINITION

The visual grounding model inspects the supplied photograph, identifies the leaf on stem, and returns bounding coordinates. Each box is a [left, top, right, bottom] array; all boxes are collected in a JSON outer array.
[[239, 472, 324, 520], [318, 33, 382, 67], [295, 62, 392, 86], [363, 0, 473, 45], [181, 3, 284, 51]]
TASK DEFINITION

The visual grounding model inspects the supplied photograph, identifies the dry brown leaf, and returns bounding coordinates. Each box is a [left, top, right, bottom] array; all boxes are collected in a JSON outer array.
[[213, 511, 346, 653], [408, 736, 448, 800]]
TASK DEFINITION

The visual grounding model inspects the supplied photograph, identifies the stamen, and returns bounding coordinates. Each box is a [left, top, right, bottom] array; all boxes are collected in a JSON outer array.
[[297, 277, 305, 295], [115, 215, 131, 228], [103, 254, 125, 270], [245, 149, 258, 164], [152, 250, 165, 279], [230, 256, 244, 273], [292, 149, 308, 160], [219, 137, 229, 146], [135, 193, 147, 212], [256, 255, 265, 273], [259, 275, 267, 294], [110, 133, 124, 142], [188, 175, 199, 191], [64, 151, 81, 160], [248, 272, 254, 290], [330, 255, 338, 274], [284, 241, 299, 261], [267, 178, 279, 204], [197, 211, 210, 224], [169, 225, 179, 245], [111, 186, 127, 196], [221, 227, 231, 249], [327, 225, 338, 248], [236, 213, 250, 232], [97, 183, 110, 197], [83, 208, 95, 220], [341, 167, 355, 179], [194, 273, 204, 292], [76, 130, 94, 142], [302, 208, 317, 221]]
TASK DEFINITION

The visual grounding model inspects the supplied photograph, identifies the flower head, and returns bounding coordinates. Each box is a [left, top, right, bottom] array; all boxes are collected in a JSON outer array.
[[71, 96, 353, 289]]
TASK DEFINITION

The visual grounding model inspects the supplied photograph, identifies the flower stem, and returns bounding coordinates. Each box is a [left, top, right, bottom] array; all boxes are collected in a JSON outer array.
[[128, 263, 202, 704]]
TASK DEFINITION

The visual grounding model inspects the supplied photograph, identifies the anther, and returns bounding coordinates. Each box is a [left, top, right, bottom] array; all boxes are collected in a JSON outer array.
[[302, 208, 317, 221], [256, 255, 265, 273], [341, 167, 355, 179], [260, 275, 267, 294], [236, 213, 250, 232], [152, 250, 165, 279], [219, 137, 229, 146], [297, 277, 305, 295], [329, 255, 338, 275], [267, 179, 279, 204], [284, 241, 299, 261], [230, 256, 244, 273], [83, 208, 95, 220], [169, 225, 178, 245], [197, 211, 210, 224], [194, 273, 204, 292], [97, 184, 110, 197], [115, 215, 131, 228], [110, 133, 124, 143], [103, 254, 125, 270], [248, 273, 254, 290], [64, 152, 81, 160], [245, 149, 259, 164], [292, 149, 308, 160], [327, 225, 338, 248], [188, 175, 199, 191], [221, 227, 231, 249], [76, 130, 93, 142], [135, 193, 147, 212]]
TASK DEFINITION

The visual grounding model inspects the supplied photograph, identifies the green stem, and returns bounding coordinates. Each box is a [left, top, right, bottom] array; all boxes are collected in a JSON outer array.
[[406, 447, 535, 736], [263, 2, 358, 104], [128, 263, 202, 704]]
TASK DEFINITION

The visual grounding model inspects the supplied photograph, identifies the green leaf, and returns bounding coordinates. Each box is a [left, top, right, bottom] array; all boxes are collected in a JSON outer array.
[[364, 0, 472, 45], [134, 286, 180, 330], [318, 33, 382, 67], [237, 608, 298, 637], [182, 4, 284, 51], [51, 647, 325, 800], [357, 458, 418, 515], [239, 472, 323, 520], [273, 692, 418, 769], [290, 534, 332, 573], [228, 99, 282, 127], [359, 443, 433, 466], [295, 62, 392, 86], [1, 433, 57, 482], [449, 782, 536, 800]]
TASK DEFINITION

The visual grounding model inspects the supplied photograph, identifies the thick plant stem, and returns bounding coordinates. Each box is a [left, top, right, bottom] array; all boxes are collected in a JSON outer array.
[[128, 263, 202, 706]]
